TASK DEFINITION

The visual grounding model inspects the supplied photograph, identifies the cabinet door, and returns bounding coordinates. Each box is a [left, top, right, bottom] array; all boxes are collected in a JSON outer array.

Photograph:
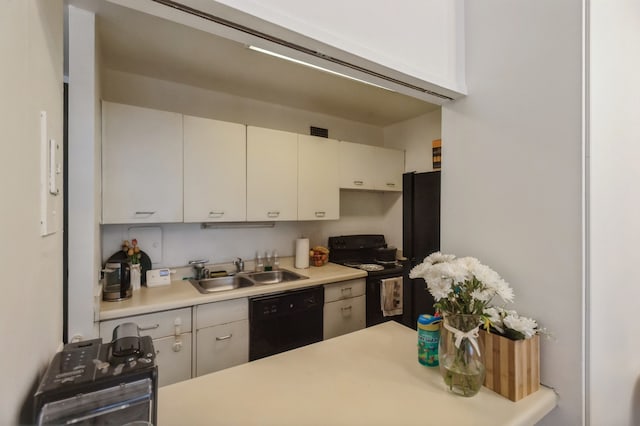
[[298, 135, 339, 220], [154, 333, 193, 387], [246, 126, 298, 221], [323, 295, 366, 340], [338, 141, 375, 190], [373, 146, 404, 192], [184, 116, 246, 222], [102, 101, 183, 224], [196, 319, 249, 376]]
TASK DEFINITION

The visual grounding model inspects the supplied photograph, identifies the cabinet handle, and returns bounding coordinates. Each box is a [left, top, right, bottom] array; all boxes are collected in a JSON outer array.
[[135, 211, 156, 216], [353, 180, 364, 186], [341, 305, 353, 316], [215, 334, 233, 341], [386, 182, 396, 187], [315, 211, 326, 218], [267, 211, 280, 218], [173, 337, 183, 352], [138, 324, 160, 331], [208, 211, 224, 217], [341, 287, 352, 296]]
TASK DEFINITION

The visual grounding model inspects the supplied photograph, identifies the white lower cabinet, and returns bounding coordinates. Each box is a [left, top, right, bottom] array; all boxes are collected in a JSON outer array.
[[99, 307, 193, 387], [323, 279, 366, 340], [195, 298, 249, 376], [152, 333, 193, 387]]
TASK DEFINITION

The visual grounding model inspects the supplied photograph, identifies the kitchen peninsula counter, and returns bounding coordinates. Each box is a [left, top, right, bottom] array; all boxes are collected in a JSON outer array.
[[158, 321, 557, 426], [99, 258, 367, 320]]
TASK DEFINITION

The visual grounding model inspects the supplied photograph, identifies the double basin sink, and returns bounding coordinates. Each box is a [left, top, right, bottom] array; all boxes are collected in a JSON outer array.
[[190, 269, 308, 294]]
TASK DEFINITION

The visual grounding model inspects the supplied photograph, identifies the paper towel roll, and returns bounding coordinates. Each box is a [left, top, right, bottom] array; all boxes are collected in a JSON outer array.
[[295, 238, 310, 269]]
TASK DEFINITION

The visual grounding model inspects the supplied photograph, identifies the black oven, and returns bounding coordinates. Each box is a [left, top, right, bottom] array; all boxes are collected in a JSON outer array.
[[328, 235, 407, 328]]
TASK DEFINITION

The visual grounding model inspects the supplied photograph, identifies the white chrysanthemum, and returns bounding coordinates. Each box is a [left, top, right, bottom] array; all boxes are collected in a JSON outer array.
[[494, 279, 515, 303], [503, 314, 538, 339], [471, 288, 492, 302], [457, 256, 481, 271], [468, 262, 501, 288], [440, 260, 472, 284], [483, 307, 503, 326], [424, 274, 453, 300], [424, 252, 456, 265], [409, 262, 430, 279]]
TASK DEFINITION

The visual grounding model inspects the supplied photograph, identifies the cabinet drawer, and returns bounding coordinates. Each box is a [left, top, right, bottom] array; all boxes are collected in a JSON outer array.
[[154, 332, 192, 387], [323, 295, 366, 340], [324, 278, 365, 303], [196, 319, 249, 376], [99, 307, 192, 340], [196, 298, 248, 329]]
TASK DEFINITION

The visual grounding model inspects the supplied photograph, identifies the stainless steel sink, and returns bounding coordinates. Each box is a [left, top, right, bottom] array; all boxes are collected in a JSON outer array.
[[247, 269, 308, 285], [190, 275, 255, 294]]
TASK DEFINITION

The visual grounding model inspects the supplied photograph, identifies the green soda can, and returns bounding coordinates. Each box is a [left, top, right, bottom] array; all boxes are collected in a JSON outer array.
[[417, 314, 440, 366]]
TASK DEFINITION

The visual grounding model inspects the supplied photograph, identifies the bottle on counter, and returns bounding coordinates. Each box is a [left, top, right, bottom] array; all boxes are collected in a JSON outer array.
[[417, 314, 441, 367], [255, 253, 264, 272], [264, 251, 272, 271], [273, 250, 279, 270]]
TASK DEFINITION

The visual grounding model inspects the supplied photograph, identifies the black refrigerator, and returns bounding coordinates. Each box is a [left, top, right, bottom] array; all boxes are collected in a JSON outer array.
[[402, 171, 440, 328]]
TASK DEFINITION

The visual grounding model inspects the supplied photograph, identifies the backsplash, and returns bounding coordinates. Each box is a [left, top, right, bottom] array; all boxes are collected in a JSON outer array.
[[101, 191, 402, 269]]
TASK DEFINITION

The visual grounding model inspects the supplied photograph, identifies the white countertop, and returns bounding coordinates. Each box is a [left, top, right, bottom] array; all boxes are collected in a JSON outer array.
[[158, 322, 557, 426], [99, 258, 367, 320]]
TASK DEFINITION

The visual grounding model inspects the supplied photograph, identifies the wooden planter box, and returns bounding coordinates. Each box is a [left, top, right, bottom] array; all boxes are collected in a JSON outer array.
[[479, 329, 540, 401]]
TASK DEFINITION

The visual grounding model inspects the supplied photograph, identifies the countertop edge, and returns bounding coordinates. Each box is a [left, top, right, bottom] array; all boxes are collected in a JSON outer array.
[[99, 260, 369, 321]]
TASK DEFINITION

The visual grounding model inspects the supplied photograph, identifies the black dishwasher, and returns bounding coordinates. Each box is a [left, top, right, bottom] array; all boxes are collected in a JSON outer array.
[[249, 286, 324, 361]]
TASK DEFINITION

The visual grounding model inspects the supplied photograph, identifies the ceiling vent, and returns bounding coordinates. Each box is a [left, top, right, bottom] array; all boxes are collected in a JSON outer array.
[[310, 126, 328, 138]]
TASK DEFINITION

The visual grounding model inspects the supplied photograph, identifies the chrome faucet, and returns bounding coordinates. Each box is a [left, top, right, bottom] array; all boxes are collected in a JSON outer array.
[[188, 259, 209, 280], [233, 257, 245, 273]]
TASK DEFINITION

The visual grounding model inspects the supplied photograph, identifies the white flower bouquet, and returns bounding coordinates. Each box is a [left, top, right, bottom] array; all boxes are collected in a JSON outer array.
[[409, 252, 540, 340]]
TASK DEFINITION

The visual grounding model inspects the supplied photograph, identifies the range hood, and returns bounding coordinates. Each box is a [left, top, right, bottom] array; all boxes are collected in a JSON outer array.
[[105, 0, 464, 105]]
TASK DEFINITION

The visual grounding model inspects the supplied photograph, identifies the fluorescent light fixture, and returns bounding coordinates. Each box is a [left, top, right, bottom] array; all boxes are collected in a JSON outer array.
[[248, 45, 393, 91]]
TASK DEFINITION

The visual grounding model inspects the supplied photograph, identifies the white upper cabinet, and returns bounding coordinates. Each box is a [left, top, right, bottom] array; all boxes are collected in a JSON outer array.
[[338, 141, 376, 190], [183, 116, 246, 222], [102, 101, 183, 224], [373, 146, 404, 192], [246, 126, 298, 221], [339, 141, 404, 192], [298, 135, 339, 220]]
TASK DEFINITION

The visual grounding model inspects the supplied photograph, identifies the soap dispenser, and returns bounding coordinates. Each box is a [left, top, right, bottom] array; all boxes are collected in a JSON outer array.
[[273, 250, 279, 270]]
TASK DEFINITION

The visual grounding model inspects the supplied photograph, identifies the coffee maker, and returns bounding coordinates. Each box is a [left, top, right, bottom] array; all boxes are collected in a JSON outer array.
[[33, 323, 158, 425], [102, 261, 132, 301]]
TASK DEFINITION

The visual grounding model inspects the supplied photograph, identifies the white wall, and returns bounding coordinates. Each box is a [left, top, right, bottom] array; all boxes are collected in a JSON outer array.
[[0, 1, 64, 423], [588, 1, 640, 424], [385, 109, 441, 174], [67, 5, 102, 341], [441, 1, 584, 425], [383, 109, 442, 251]]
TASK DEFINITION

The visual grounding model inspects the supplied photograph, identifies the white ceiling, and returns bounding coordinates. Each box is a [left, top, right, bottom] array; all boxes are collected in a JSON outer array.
[[73, 0, 439, 126]]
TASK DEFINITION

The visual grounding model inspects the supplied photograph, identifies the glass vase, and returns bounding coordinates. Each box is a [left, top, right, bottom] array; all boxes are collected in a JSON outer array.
[[439, 312, 485, 397]]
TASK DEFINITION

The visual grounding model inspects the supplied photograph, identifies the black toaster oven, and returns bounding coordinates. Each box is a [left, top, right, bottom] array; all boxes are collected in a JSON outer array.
[[33, 324, 158, 425]]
